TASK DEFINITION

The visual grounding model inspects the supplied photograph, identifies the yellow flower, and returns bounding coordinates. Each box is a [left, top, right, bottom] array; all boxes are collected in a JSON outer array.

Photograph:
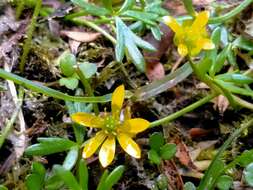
[[71, 85, 150, 167], [163, 11, 215, 57]]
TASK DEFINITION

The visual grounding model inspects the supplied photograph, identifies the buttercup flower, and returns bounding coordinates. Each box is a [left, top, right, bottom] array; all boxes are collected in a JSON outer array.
[[71, 85, 150, 167], [163, 11, 215, 57]]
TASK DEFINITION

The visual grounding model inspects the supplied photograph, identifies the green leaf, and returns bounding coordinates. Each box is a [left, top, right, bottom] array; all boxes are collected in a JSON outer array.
[[125, 31, 146, 72], [145, 2, 168, 16], [184, 182, 196, 190], [148, 149, 161, 164], [104, 165, 125, 190], [97, 170, 109, 190], [78, 159, 89, 190], [197, 57, 212, 76], [216, 175, 233, 190], [235, 150, 253, 167], [25, 137, 76, 156], [156, 174, 168, 190], [209, 44, 230, 77], [71, 0, 110, 16], [25, 162, 46, 190], [63, 146, 79, 170], [44, 174, 64, 190], [216, 73, 253, 85], [151, 26, 162, 41], [59, 52, 76, 77], [53, 165, 82, 190], [244, 163, 253, 187], [149, 132, 164, 152], [102, 0, 113, 13], [215, 79, 253, 98], [79, 62, 97, 79], [160, 143, 177, 160], [233, 36, 253, 51], [115, 17, 125, 63], [122, 10, 158, 25], [182, 0, 196, 17], [59, 77, 79, 90], [0, 185, 8, 190], [211, 27, 222, 47], [118, 0, 135, 14], [132, 32, 156, 51]]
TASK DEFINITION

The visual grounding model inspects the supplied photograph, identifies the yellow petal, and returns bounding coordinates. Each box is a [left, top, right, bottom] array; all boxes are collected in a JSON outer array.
[[192, 11, 209, 30], [202, 38, 215, 50], [124, 106, 131, 120], [178, 44, 188, 57], [117, 133, 141, 158], [163, 16, 182, 34], [123, 118, 150, 134], [111, 85, 125, 118], [71, 112, 104, 128], [82, 131, 107, 158], [99, 136, 116, 167]]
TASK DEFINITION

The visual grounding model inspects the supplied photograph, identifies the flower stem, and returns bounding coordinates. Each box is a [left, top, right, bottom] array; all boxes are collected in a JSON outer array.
[[19, 0, 42, 73], [75, 66, 99, 115], [149, 92, 217, 128], [208, 0, 253, 24]]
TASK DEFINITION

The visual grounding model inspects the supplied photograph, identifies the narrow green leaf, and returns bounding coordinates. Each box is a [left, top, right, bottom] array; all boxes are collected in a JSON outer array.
[[115, 17, 125, 62], [233, 36, 253, 51], [54, 165, 82, 190], [182, 0, 196, 17], [97, 170, 109, 190], [104, 166, 125, 190], [118, 0, 135, 14], [151, 26, 162, 41], [102, 0, 113, 12], [26, 174, 44, 190], [209, 44, 230, 77], [160, 143, 177, 160], [197, 57, 212, 76], [78, 159, 89, 190], [148, 149, 161, 164], [71, 0, 110, 16], [0, 185, 8, 190], [131, 32, 156, 51], [216, 73, 253, 85], [125, 33, 146, 72], [25, 137, 76, 156], [122, 10, 158, 25], [63, 146, 79, 170], [145, 2, 168, 16], [149, 132, 164, 152], [216, 175, 233, 190]]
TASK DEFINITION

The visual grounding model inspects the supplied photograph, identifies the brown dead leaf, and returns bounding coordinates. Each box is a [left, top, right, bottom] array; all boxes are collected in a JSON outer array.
[[60, 30, 101, 42], [146, 62, 165, 81], [175, 139, 198, 170], [189, 128, 212, 138]]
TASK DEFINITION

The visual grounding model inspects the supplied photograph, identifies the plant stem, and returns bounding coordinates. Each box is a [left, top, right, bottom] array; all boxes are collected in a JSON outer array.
[[16, 0, 25, 19], [197, 117, 253, 190], [0, 68, 112, 103], [67, 18, 117, 44], [75, 66, 99, 115], [149, 93, 217, 128], [19, 0, 42, 73], [208, 0, 253, 24], [0, 88, 24, 149]]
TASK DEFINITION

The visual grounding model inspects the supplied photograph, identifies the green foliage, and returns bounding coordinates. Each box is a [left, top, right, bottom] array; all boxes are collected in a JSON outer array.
[[59, 52, 76, 77], [148, 132, 176, 164], [216, 175, 233, 190], [184, 182, 196, 190], [25, 137, 77, 156], [244, 163, 253, 187], [79, 62, 97, 79], [0, 185, 8, 190], [25, 162, 46, 190]]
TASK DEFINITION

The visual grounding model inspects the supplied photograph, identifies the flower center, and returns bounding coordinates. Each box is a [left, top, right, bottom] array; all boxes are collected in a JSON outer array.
[[103, 116, 119, 135]]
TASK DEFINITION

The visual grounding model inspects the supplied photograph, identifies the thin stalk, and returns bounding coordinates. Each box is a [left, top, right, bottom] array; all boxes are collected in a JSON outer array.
[[75, 67, 99, 115], [67, 18, 117, 44], [0, 68, 112, 103], [208, 0, 253, 24], [150, 93, 217, 128], [19, 0, 42, 73], [16, 0, 25, 19], [0, 88, 24, 149], [197, 117, 253, 190]]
